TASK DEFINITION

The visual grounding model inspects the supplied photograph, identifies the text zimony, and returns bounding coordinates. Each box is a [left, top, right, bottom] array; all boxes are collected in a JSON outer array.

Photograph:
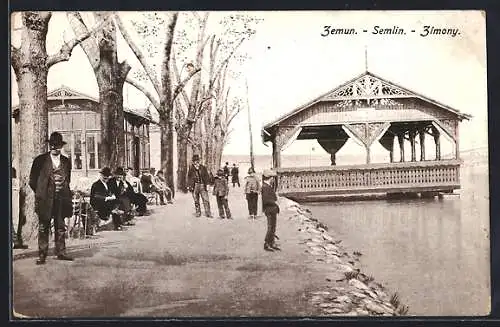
[[322, 25, 459, 37]]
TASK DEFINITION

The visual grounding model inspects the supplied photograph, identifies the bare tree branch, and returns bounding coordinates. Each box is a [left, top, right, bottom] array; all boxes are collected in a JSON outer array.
[[209, 37, 245, 89], [125, 77, 161, 110], [114, 12, 162, 96], [66, 11, 100, 69], [192, 11, 202, 22], [171, 52, 191, 108], [47, 14, 112, 67], [193, 96, 214, 120], [227, 105, 242, 127], [171, 67, 201, 104], [119, 60, 132, 80]]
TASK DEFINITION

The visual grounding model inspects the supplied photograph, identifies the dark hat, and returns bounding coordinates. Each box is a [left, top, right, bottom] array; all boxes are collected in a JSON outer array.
[[114, 167, 126, 176], [192, 154, 200, 161], [47, 132, 66, 147], [100, 167, 112, 177], [217, 169, 224, 176]]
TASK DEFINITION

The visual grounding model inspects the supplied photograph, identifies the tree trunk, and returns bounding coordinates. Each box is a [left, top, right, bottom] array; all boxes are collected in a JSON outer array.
[[68, 12, 130, 170], [192, 120, 203, 161], [95, 73, 127, 168], [15, 12, 51, 242], [176, 133, 189, 192], [159, 13, 178, 197], [95, 15, 128, 168], [160, 117, 175, 197]]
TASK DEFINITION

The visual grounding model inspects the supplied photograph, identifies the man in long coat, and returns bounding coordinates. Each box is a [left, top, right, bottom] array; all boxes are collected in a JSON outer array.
[[187, 154, 212, 218], [29, 132, 74, 265]]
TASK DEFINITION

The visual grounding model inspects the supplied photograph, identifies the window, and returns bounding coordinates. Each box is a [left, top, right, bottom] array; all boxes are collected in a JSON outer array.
[[86, 112, 98, 130], [87, 134, 97, 169], [72, 113, 83, 130], [59, 132, 72, 162], [49, 113, 62, 131], [142, 140, 148, 168], [48, 111, 102, 171], [62, 113, 73, 130], [96, 133, 102, 169], [73, 132, 82, 169]]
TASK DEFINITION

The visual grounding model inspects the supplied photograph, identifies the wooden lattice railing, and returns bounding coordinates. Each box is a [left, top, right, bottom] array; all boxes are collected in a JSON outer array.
[[276, 160, 461, 195]]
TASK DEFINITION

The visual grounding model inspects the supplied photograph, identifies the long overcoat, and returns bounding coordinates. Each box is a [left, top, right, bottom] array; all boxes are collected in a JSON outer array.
[[29, 152, 73, 220]]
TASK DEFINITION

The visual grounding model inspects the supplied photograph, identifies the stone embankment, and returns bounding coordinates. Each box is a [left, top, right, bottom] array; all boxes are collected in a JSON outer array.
[[280, 197, 409, 317]]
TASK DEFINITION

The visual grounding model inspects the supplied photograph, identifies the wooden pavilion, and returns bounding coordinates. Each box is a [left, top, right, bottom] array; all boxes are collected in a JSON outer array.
[[261, 71, 471, 198]]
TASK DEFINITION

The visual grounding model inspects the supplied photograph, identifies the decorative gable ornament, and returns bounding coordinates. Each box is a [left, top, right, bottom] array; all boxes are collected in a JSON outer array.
[[323, 74, 411, 101]]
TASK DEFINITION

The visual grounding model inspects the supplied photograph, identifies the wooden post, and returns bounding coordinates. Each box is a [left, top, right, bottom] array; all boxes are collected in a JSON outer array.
[[432, 126, 441, 160], [455, 121, 460, 159], [389, 135, 395, 163], [330, 152, 336, 165], [366, 146, 371, 164], [82, 113, 88, 177], [409, 129, 417, 162], [398, 133, 405, 162], [419, 128, 426, 161], [272, 137, 281, 168], [245, 79, 255, 170]]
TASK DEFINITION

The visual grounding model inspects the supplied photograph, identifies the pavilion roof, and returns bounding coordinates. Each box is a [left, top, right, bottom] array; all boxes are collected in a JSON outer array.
[[12, 85, 156, 123], [300, 108, 434, 126], [263, 70, 472, 131]]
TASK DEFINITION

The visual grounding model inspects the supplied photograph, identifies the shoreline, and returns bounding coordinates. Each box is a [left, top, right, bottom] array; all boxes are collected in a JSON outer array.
[[280, 196, 409, 316]]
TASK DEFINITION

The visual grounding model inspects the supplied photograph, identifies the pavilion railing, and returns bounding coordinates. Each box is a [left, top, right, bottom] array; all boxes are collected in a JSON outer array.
[[276, 160, 461, 195]]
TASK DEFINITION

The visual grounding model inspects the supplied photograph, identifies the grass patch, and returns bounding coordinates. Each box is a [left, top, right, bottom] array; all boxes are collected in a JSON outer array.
[[390, 292, 401, 308], [344, 271, 359, 280]]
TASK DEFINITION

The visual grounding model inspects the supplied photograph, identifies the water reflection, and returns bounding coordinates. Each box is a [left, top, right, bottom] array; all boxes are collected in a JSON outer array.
[[305, 168, 490, 316]]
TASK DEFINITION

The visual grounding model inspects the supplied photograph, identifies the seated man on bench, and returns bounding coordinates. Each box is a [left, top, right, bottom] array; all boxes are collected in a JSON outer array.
[[108, 167, 136, 226], [90, 167, 123, 231], [140, 168, 165, 205], [125, 167, 149, 216]]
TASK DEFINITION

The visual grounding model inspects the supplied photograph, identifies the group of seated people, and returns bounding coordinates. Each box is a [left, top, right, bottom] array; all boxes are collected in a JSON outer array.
[[89, 166, 173, 231], [139, 168, 173, 205]]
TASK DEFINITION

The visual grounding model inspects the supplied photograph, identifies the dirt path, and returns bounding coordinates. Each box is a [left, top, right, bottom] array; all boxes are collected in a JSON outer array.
[[13, 190, 333, 318]]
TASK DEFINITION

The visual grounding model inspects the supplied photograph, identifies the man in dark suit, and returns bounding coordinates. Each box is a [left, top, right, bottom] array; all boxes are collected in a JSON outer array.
[[29, 132, 74, 265], [187, 154, 212, 218], [261, 169, 281, 252], [90, 167, 122, 230], [108, 167, 135, 226]]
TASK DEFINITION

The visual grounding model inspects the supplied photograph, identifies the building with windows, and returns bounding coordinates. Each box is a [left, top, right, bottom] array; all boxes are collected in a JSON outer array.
[[12, 86, 154, 181]]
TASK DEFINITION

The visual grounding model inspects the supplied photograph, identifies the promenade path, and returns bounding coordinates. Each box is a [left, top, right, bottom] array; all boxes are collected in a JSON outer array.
[[13, 188, 338, 318]]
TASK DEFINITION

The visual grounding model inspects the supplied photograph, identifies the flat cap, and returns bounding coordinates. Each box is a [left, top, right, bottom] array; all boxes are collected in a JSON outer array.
[[262, 169, 277, 177]]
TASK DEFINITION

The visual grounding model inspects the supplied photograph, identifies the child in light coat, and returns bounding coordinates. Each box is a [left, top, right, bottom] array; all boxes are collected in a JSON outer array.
[[244, 167, 261, 220], [213, 169, 232, 219]]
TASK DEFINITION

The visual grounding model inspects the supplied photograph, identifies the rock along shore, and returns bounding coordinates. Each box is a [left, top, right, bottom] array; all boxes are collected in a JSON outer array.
[[279, 196, 409, 317]]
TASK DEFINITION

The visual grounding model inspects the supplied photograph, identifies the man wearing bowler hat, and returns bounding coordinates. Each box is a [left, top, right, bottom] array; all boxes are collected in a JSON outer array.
[[29, 132, 74, 265], [187, 154, 212, 218]]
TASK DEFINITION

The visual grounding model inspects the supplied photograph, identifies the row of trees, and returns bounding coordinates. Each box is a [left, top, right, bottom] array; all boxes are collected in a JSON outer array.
[[11, 11, 260, 241]]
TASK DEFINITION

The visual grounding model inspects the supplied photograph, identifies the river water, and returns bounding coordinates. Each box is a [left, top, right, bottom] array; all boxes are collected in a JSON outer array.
[[305, 161, 490, 316]]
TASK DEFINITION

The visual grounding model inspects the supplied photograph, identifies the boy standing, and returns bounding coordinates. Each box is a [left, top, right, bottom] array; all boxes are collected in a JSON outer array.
[[261, 169, 280, 251], [212, 169, 232, 219]]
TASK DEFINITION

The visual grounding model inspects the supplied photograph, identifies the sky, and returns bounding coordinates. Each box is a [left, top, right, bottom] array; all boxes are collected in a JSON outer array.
[[10, 11, 487, 156]]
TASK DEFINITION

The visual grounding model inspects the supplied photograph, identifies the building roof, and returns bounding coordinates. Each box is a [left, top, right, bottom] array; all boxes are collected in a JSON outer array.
[[13, 85, 154, 122], [300, 108, 435, 126], [263, 71, 472, 131]]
